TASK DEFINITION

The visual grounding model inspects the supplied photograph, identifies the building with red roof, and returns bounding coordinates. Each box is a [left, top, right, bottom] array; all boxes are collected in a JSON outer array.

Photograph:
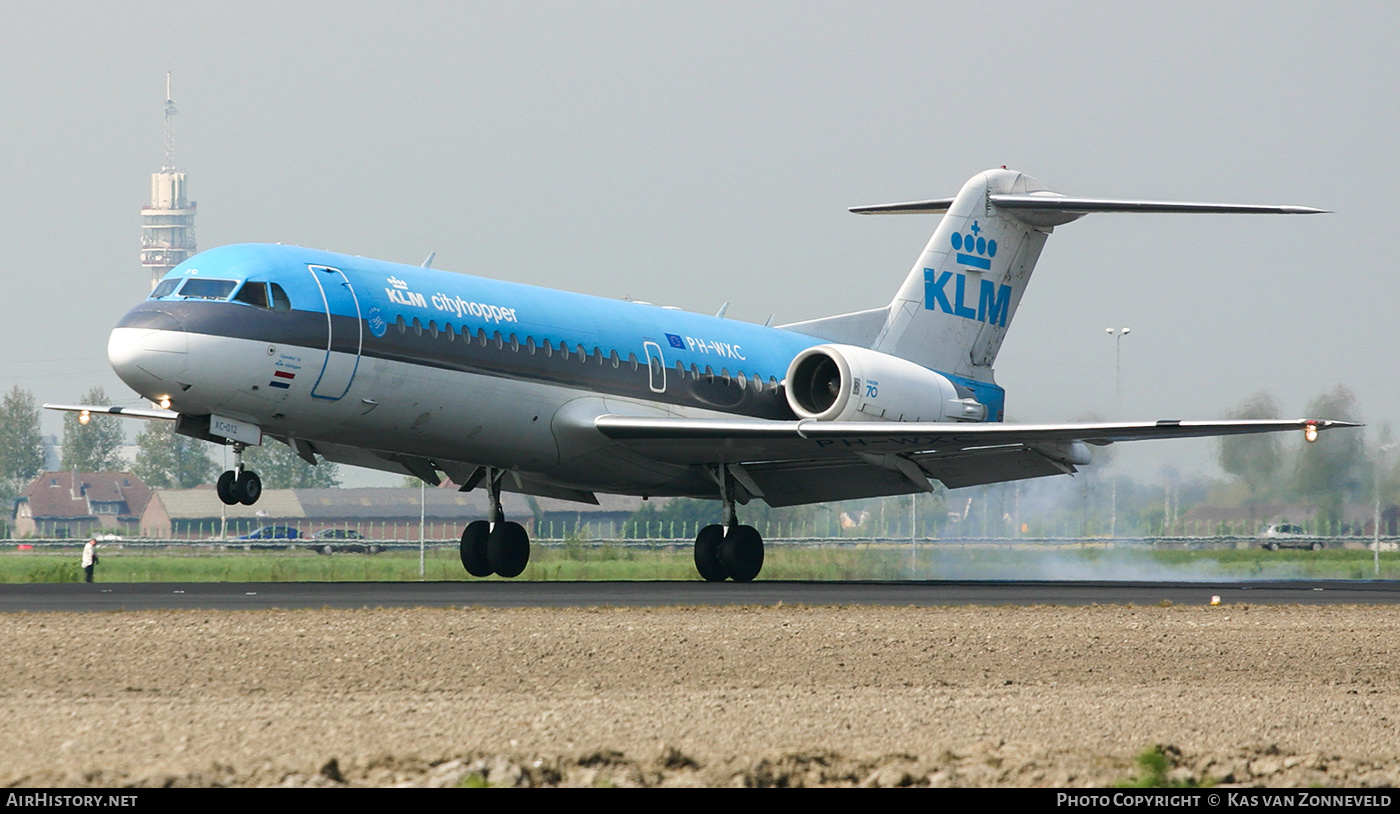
[[14, 471, 153, 538]]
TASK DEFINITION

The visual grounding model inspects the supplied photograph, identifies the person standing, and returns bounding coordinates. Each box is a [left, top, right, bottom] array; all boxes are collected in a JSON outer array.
[[81, 538, 98, 583]]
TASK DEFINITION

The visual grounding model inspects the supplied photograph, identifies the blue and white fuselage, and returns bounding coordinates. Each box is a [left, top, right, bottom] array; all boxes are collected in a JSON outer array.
[[111, 243, 1003, 501], [83, 168, 1345, 580]]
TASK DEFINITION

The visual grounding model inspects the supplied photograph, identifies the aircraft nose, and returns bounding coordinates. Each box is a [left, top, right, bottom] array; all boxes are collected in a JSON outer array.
[[108, 310, 189, 395]]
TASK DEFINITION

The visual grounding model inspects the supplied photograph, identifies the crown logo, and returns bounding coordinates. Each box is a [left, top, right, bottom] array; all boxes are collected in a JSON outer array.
[[950, 220, 997, 270]]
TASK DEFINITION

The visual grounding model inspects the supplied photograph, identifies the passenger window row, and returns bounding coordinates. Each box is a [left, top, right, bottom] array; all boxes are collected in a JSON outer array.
[[389, 313, 778, 393]]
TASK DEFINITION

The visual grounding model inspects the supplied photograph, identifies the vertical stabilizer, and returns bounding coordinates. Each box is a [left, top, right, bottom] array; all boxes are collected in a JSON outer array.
[[870, 168, 1053, 381], [852, 168, 1323, 382]]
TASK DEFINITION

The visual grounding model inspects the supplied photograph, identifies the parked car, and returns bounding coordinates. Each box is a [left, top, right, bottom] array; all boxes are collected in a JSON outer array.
[[306, 529, 383, 554], [236, 525, 301, 539], [234, 525, 302, 549], [311, 528, 363, 540], [1259, 524, 1323, 551]]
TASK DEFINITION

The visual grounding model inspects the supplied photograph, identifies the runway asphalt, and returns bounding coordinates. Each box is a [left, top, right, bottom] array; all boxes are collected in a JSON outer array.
[[3, 579, 1399, 612]]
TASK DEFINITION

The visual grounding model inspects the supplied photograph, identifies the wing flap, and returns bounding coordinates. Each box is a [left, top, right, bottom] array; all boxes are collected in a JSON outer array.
[[912, 446, 1076, 489], [742, 459, 929, 506]]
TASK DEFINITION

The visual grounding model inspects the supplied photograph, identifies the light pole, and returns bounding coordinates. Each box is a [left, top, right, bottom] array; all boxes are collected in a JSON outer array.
[[1105, 327, 1131, 412], [1374, 442, 1395, 577], [1105, 328, 1130, 537]]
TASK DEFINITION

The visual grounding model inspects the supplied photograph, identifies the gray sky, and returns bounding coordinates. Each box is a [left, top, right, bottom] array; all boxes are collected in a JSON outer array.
[[2, 1, 1395, 482]]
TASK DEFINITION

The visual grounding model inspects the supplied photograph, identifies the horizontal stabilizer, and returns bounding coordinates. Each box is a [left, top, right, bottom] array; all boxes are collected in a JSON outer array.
[[849, 198, 956, 215], [853, 191, 1326, 227], [987, 195, 1328, 216]]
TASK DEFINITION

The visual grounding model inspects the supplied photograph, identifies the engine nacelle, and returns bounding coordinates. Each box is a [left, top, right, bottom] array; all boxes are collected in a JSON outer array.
[[785, 344, 987, 423]]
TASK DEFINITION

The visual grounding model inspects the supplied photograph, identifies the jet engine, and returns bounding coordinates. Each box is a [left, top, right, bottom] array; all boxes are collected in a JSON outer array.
[[785, 344, 986, 423]]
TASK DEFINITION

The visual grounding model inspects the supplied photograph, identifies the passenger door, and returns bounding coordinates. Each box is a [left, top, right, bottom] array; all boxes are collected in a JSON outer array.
[[307, 265, 363, 400]]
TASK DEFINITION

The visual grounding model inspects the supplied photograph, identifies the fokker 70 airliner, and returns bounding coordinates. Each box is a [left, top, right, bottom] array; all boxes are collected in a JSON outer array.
[[50, 168, 1351, 581]]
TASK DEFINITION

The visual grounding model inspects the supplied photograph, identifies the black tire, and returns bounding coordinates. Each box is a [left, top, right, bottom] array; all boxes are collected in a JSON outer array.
[[487, 521, 530, 578], [236, 470, 262, 506], [460, 520, 493, 577], [1266, 541, 1280, 551], [720, 525, 764, 583], [694, 524, 728, 581], [1311, 541, 1324, 551], [216, 471, 239, 505]]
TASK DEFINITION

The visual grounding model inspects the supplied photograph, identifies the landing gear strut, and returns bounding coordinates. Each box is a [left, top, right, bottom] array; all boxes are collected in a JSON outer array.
[[458, 467, 531, 578], [693, 466, 764, 582], [216, 442, 262, 506]]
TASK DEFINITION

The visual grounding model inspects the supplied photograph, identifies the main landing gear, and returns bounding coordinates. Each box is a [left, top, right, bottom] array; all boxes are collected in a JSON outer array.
[[458, 468, 531, 578], [693, 467, 765, 582], [216, 442, 262, 506]]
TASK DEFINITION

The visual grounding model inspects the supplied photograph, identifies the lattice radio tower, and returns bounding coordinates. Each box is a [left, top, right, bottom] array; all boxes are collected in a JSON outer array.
[[140, 73, 197, 288]]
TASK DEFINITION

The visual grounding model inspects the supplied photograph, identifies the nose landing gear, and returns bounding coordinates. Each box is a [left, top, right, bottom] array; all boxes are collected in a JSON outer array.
[[216, 442, 262, 506]]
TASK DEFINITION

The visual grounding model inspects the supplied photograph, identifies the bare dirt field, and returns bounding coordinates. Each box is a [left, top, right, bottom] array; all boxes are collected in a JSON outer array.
[[2, 603, 1398, 787]]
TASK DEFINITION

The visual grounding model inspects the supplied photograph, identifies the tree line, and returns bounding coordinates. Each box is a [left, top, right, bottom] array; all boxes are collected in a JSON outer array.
[[1217, 385, 1377, 532]]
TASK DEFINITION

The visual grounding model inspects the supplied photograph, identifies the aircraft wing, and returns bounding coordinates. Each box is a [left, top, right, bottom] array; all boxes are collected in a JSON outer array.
[[595, 415, 1352, 448], [44, 403, 178, 421], [594, 415, 1357, 505]]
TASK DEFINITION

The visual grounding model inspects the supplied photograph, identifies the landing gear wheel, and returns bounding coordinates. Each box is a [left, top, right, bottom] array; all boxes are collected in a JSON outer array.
[[235, 470, 262, 506], [720, 524, 764, 583], [460, 520, 493, 577], [216, 471, 239, 506], [487, 521, 530, 578], [694, 524, 728, 582]]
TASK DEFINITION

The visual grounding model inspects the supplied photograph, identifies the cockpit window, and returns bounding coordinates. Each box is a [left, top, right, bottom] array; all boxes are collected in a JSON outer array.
[[177, 279, 238, 300], [232, 281, 293, 312], [234, 281, 269, 308], [149, 279, 180, 299], [269, 283, 291, 312]]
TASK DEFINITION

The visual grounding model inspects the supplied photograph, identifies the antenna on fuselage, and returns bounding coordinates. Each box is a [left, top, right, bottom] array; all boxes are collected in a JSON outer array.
[[421, 252, 436, 269], [715, 301, 729, 319]]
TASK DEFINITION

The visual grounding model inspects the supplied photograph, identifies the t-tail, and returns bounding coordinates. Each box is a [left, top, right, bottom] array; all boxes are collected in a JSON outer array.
[[782, 167, 1325, 387]]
